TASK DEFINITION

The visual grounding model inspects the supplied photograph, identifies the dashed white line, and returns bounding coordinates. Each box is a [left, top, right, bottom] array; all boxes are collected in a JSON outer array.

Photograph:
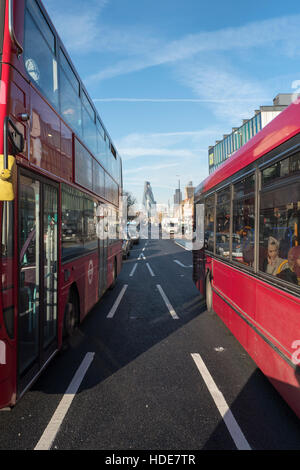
[[146, 263, 155, 277], [107, 285, 128, 318], [156, 284, 179, 320], [129, 263, 138, 277], [138, 252, 146, 260], [34, 352, 95, 450], [174, 260, 192, 268], [191, 353, 251, 451]]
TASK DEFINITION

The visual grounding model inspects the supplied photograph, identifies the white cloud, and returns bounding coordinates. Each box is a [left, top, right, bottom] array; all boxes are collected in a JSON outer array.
[[85, 14, 300, 82], [178, 59, 270, 124], [85, 13, 298, 126], [93, 97, 264, 103], [124, 163, 179, 175], [44, 2, 299, 122], [118, 129, 219, 147], [121, 147, 201, 160], [116, 130, 214, 161], [44, 0, 109, 53]]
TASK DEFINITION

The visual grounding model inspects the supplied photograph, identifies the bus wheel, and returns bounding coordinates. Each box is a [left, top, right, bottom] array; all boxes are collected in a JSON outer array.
[[206, 273, 213, 313], [63, 290, 78, 338]]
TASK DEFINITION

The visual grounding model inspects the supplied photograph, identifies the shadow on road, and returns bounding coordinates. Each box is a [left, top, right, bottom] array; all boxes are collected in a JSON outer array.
[[24, 239, 300, 449]]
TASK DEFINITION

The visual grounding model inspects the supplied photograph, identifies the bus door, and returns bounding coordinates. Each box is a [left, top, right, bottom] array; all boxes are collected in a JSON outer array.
[[97, 203, 108, 297], [193, 202, 205, 295], [18, 172, 58, 395]]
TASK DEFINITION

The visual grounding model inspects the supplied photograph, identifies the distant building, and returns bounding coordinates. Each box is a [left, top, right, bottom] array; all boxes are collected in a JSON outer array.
[[142, 181, 156, 217], [184, 181, 194, 200], [173, 181, 195, 238], [182, 182, 194, 234], [173, 188, 182, 205], [173, 178, 182, 205], [208, 94, 298, 174]]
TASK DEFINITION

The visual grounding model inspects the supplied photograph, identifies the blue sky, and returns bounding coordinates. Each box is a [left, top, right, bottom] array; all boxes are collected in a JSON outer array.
[[43, 0, 300, 207]]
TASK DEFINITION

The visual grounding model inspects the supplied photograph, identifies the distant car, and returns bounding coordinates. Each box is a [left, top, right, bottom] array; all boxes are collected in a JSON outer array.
[[162, 218, 179, 238], [127, 221, 140, 244]]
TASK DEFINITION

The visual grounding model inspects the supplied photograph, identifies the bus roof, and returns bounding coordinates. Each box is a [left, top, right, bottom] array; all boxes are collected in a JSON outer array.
[[195, 101, 300, 198]]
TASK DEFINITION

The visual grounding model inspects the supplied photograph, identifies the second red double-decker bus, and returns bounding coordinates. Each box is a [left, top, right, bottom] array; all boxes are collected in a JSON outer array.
[[193, 97, 300, 418], [0, 0, 123, 409]]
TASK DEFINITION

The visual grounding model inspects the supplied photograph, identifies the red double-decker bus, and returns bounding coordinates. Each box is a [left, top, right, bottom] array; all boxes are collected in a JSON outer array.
[[193, 97, 300, 418], [0, 0, 123, 409]]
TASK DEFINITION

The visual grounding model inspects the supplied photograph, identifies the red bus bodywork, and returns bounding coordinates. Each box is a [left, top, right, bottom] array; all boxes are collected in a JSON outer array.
[[194, 100, 300, 418], [0, 0, 122, 409]]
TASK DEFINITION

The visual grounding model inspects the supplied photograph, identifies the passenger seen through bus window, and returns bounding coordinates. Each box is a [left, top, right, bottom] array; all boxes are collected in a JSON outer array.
[[277, 246, 299, 285], [294, 247, 300, 284], [259, 155, 300, 287], [288, 246, 300, 284], [263, 236, 288, 276]]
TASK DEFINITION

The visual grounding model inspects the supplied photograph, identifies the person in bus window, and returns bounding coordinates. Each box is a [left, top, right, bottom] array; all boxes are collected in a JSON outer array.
[[290, 245, 300, 285], [276, 246, 298, 285], [240, 226, 254, 266], [264, 236, 288, 276]]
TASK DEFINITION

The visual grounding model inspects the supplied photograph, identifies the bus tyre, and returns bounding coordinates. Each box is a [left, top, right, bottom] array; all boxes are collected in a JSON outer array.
[[63, 291, 78, 338], [206, 274, 213, 313]]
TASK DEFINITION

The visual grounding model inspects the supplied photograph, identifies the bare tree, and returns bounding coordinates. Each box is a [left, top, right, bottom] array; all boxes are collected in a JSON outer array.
[[123, 190, 137, 221]]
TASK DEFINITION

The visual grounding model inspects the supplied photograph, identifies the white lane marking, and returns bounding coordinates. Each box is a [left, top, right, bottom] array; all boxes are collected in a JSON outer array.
[[129, 263, 138, 277], [142, 247, 145, 252], [107, 285, 128, 319], [174, 240, 193, 251], [138, 252, 146, 260], [174, 260, 192, 268], [34, 352, 95, 450], [146, 263, 155, 277], [191, 353, 251, 451], [156, 284, 179, 320]]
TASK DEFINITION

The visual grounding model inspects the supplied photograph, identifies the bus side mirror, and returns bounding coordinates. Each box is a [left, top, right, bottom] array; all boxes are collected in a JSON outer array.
[[9, 128, 24, 155], [5, 116, 24, 156], [0, 154, 16, 201]]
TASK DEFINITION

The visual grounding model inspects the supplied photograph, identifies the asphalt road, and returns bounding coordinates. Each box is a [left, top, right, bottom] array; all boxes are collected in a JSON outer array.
[[1, 238, 300, 452]]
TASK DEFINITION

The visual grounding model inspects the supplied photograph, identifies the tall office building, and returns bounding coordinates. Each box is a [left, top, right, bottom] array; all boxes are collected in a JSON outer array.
[[142, 181, 156, 216]]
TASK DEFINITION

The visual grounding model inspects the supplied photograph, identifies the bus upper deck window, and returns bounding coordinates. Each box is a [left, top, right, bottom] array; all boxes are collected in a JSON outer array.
[[24, 4, 58, 109]]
